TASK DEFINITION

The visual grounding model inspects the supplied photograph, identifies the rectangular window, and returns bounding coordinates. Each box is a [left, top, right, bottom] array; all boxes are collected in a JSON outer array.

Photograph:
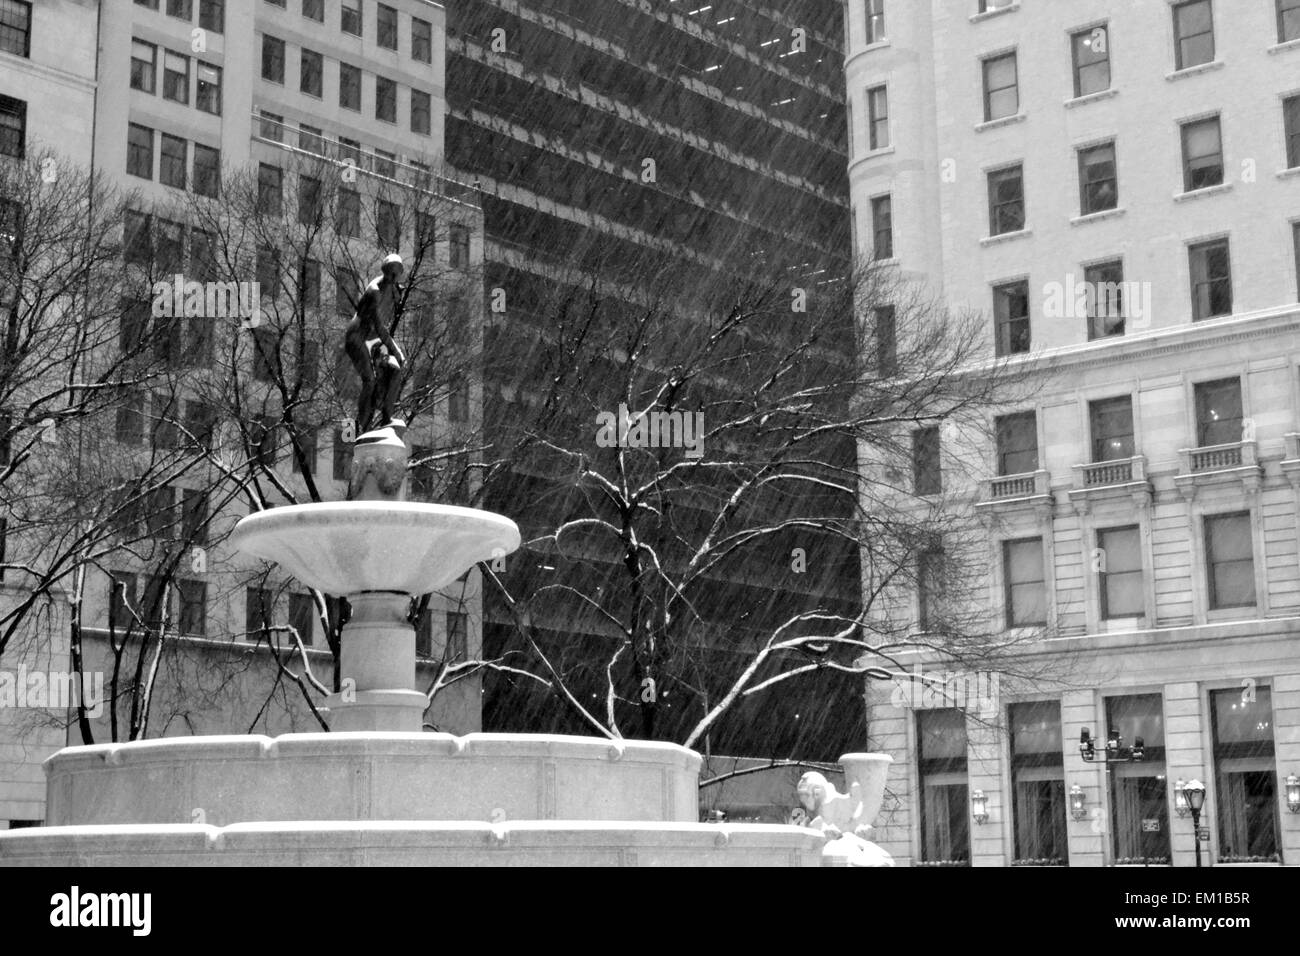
[[875, 305, 897, 377], [377, 4, 397, 49], [866, 0, 885, 44], [450, 224, 471, 269], [1085, 259, 1125, 340], [412, 17, 432, 62], [0, 94, 21, 159], [163, 51, 189, 104], [145, 485, 176, 538], [196, 62, 222, 114], [1205, 512, 1256, 609], [1009, 701, 1067, 864], [993, 279, 1030, 355], [1089, 395, 1134, 462], [917, 709, 969, 865], [127, 123, 154, 179], [1078, 142, 1117, 215], [123, 212, 152, 266], [1284, 95, 1300, 169], [259, 110, 283, 143], [1107, 694, 1170, 864], [159, 134, 187, 189], [192, 144, 219, 198], [376, 76, 397, 123], [1211, 686, 1279, 862], [866, 85, 889, 150], [337, 189, 360, 238], [336, 267, 359, 317], [199, 0, 224, 33], [300, 49, 322, 97], [342, 1, 362, 37], [300, 259, 321, 309], [995, 411, 1037, 476], [0, 0, 31, 58], [116, 393, 146, 445], [446, 610, 468, 659], [373, 148, 396, 179], [298, 124, 324, 155], [411, 89, 431, 135], [262, 35, 285, 83], [1282, 0, 1300, 42], [339, 63, 362, 110], [289, 592, 315, 645], [917, 544, 942, 632], [448, 376, 470, 423], [258, 163, 283, 216], [131, 39, 157, 94], [1174, 0, 1215, 70], [1181, 116, 1223, 191], [377, 199, 400, 250], [108, 573, 139, 630], [166, 0, 193, 19], [251, 415, 278, 467], [252, 327, 277, 382], [190, 228, 217, 283], [177, 579, 206, 636], [871, 194, 892, 259], [156, 218, 184, 274], [1003, 537, 1047, 627], [298, 175, 321, 226], [184, 400, 215, 449], [1194, 377, 1242, 447], [291, 422, 318, 471], [982, 52, 1018, 122], [180, 488, 208, 544], [987, 165, 1025, 236], [246, 587, 273, 639], [912, 426, 941, 496], [1189, 238, 1232, 320], [303, 0, 324, 22], [1071, 25, 1110, 97], [1098, 525, 1143, 619], [979, 0, 1015, 10]]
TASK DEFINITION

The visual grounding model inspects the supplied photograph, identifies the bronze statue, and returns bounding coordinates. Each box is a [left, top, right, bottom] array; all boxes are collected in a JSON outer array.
[[345, 254, 407, 433]]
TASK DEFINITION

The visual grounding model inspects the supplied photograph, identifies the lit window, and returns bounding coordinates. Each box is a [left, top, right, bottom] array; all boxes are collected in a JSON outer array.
[[1194, 377, 1242, 447], [1071, 24, 1110, 97], [196, 62, 222, 114], [1089, 395, 1133, 462]]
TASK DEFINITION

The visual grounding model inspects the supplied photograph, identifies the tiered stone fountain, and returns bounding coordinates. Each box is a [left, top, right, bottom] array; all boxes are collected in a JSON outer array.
[[0, 427, 888, 866]]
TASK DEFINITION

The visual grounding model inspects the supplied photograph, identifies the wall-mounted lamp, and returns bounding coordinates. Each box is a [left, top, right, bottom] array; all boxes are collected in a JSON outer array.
[[1069, 784, 1087, 821], [1174, 778, 1189, 818], [971, 789, 988, 825], [1286, 773, 1300, 814]]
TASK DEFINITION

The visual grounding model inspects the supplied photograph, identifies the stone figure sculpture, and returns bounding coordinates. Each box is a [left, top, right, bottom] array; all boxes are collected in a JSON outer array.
[[345, 253, 407, 433], [796, 770, 894, 867]]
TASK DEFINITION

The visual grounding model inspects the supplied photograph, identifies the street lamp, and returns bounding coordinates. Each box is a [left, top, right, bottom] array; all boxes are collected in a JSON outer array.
[[1173, 778, 1189, 818], [971, 789, 989, 825], [1069, 784, 1087, 821], [1080, 727, 1144, 762], [1286, 773, 1300, 814], [1180, 779, 1207, 868]]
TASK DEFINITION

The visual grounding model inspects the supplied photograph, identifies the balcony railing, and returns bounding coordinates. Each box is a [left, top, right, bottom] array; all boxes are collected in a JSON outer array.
[[1074, 455, 1146, 489], [1179, 440, 1257, 474], [981, 468, 1051, 502]]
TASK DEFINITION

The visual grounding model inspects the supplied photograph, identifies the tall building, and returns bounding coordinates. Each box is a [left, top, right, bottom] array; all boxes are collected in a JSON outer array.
[[439, 0, 864, 770], [849, 0, 1300, 865], [1, 0, 484, 827]]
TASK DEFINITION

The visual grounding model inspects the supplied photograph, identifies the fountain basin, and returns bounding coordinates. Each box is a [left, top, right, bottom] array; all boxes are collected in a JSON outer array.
[[229, 502, 521, 595]]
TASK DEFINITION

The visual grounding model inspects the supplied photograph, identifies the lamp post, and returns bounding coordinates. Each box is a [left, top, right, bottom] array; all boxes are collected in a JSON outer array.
[[1181, 779, 1207, 868]]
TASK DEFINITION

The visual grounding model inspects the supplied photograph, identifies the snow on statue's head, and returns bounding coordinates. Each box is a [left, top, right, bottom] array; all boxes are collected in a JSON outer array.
[[797, 771, 830, 814]]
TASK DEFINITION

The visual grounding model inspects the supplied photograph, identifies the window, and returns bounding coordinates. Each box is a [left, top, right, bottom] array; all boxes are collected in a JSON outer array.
[[1282, 0, 1300, 42], [262, 35, 285, 83], [0, 1, 31, 58], [144, 486, 175, 538], [181, 489, 208, 543], [1077, 142, 1117, 215], [987, 165, 1024, 235], [297, 175, 322, 226], [166, 0, 193, 20], [377, 199, 400, 250], [184, 400, 215, 449], [450, 224, 470, 268], [123, 211, 152, 266], [300, 259, 321, 309], [993, 280, 1030, 355], [246, 587, 273, 639], [160, 134, 187, 189], [255, 241, 279, 289], [412, 17, 432, 62], [917, 544, 943, 632], [302, 0, 324, 22], [917, 709, 969, 865], [995, 411, 1037, 476], [292, 423, 318, 471], [252, 327, 278, 382], [1089, 395, 1133, 462], [446, 610, 468, 658], [289, 593, 315, 645], [1189, 238, 1232, 320], [876, 306, 897, 376], [978, 0, 1014, 10], [411, 89, 431, 135], [1003, 537, 1046, 627], [866, 85, 888, 150], [1210, 686, 1279, 862], [196, 62, 222, 114], [1071, 25, 1110, 97], [299, 49, 322, 97], [866, 0, 885, 43], [336, 268, 359, 317], [342, 1, 362, 37], [1173, 0, 1214, 70], [376, 76, 397, 122], [1205, 512, 1255, 609], [1194, 377, 1242, 448], [1009, 701, 1067, 864], [1181, 116, 1223, 191], [1106, 694, 1169, 864], [0, 94, 21, 159], [131, 40, 157, 94], [1097, 525, 1143, 619], [1085, 259, 1125, 339], [199, 0, 224, 33], [116, 393, 146, 445], [250, 415, 278, 467], [163, 51, 189, 103], [127, 123, 153, 179], [192, 144, 219, 198], [108, 573, 139, 630], [870, 194, 892, 259], [333, 427, 352, 480], [373, 148, 396, 178], [135, 0, 159, 8], [448, 376, 470, 423], [912, 426, 941, 496], [416, 212, 436, 248], [1284, 95, 1300, 169], [1295, 222, 1300, 301], [176, 579, 205, 636], [258, 163, 283, 216], [339, 63, 361, 110], [259, 110, 283, 142], [982, 52, 1019, 122], [377, 4, 397, 49], [156, 218, 184, 274], [338, 136, 362, 168], [337, 189, 360, 238], [298, 124, 324, 155]]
